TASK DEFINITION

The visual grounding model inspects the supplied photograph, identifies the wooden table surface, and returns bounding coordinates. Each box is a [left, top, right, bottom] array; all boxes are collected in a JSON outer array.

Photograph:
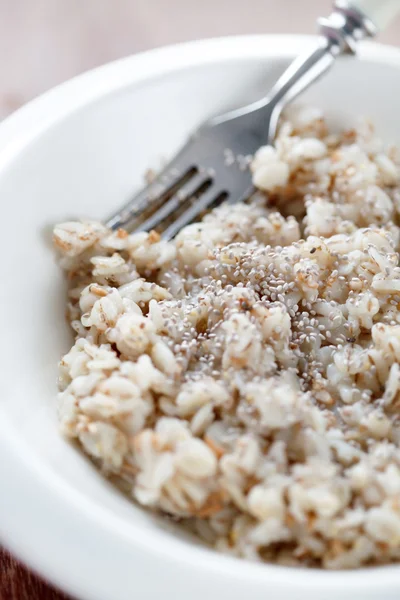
[[1, 1, 400, 598], [0, 551, 66, 600]]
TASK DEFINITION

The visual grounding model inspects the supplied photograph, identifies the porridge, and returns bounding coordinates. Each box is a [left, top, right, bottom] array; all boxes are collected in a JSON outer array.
[[54, 106, 400, 569]]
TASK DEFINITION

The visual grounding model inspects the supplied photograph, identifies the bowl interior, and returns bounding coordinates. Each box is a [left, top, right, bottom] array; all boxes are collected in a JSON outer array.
[[1, 53, 300, 542], [2, 37, 400, 598]]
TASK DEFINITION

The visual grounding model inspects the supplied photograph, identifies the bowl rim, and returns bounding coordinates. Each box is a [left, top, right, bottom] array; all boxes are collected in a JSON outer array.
[[1, 33, 400, 600]]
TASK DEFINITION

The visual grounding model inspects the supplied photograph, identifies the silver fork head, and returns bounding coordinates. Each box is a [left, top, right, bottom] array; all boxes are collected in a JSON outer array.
[[105, 109, 270, 239]]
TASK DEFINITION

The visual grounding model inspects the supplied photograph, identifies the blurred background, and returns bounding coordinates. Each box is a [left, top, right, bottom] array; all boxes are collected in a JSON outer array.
[[1, 0, 400, 120]]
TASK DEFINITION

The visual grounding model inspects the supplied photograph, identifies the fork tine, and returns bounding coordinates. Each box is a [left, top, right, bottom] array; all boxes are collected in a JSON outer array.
[[105, 161, 195, 231], [134, 172, 212, 233], [161, 184, 227, 240]]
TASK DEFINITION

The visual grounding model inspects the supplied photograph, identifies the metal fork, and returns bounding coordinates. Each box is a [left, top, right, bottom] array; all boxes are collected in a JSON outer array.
[[105, 1, 390, 240]]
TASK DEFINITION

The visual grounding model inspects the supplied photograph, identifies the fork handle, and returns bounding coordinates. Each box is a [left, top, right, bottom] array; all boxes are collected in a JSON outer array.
[[263, 0, 399, 141], [348, 0, 400, 30]]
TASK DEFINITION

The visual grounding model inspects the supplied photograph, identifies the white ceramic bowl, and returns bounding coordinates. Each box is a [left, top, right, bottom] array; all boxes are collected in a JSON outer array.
[[1, 35, 400, 600]]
